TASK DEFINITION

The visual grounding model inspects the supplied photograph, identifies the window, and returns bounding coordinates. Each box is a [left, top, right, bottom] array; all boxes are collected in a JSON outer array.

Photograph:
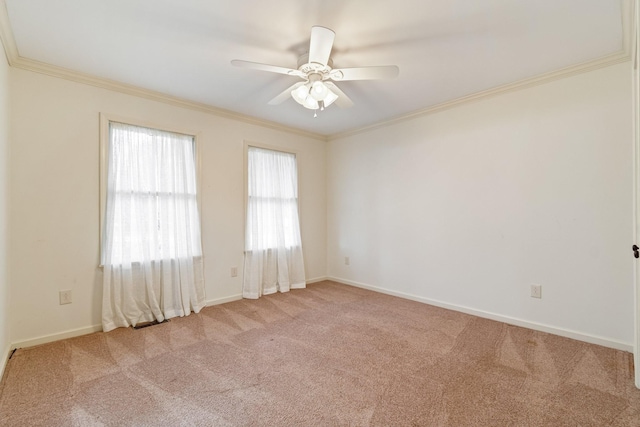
[[243, 145, 306, 298], [101, 120, 202, 265], [100, 117, 206, 331], [245, 146, 301, 251]]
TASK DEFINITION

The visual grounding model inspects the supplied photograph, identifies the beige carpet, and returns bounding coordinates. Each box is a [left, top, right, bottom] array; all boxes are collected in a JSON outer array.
[[1, 280, 640, 426]]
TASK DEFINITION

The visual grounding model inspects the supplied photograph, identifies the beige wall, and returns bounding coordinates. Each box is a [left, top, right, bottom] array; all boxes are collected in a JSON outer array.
[[327, 63, 634, 349], [0, 44, 10, 370], [9, 68, 327, 344]]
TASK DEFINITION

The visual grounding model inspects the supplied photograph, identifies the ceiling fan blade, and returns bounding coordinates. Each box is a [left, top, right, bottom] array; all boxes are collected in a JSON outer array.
[[325, 82, 354, 108], [330, 65, 399, 81], [268, 82, 305, 105], [308, 26, 335, 66], [231, 60, 304, 77]]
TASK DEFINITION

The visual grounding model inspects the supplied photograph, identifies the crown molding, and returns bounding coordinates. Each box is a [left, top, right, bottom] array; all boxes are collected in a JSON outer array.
[[0, 0, 16, 66]]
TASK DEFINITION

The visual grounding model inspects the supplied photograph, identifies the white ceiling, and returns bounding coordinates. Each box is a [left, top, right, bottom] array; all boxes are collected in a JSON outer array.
[[1, 0, 630, 137]]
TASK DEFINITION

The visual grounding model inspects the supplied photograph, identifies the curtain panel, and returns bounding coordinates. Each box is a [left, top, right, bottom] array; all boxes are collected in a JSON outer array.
[[102, 122, 206, 332], [243, 147, 306, 299]]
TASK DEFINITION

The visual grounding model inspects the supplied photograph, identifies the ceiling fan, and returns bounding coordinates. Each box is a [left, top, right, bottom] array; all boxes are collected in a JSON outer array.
[[231, 26, 399, 114]]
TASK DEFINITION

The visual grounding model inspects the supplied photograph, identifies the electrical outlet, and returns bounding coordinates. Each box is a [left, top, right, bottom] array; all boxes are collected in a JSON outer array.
[[59, 290, 72, 305], [530, 284, 542, 299], [230, 267, 238, 277], [345, 256, 350, 266]]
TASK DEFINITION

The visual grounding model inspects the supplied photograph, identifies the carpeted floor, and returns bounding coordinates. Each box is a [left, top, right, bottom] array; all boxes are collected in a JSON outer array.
[[1, 280, 640, 426]]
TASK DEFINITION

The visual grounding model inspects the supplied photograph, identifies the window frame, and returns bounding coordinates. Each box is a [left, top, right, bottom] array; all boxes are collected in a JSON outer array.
[[98, 113, 203, 266], [243, 141, 303, 253]]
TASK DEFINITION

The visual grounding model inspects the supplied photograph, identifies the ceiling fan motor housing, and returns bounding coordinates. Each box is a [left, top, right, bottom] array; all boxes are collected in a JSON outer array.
[[297, 53, 334, 79]]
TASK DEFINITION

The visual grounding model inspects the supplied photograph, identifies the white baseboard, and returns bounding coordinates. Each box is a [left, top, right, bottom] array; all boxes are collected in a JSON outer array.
[[328, 276, 633, 353], [306, 276, 328, 284], [11, 324, 103, 352], [205, 294, 243, 306], [0, 343, 11, 381], [204, 278, 327, 306]]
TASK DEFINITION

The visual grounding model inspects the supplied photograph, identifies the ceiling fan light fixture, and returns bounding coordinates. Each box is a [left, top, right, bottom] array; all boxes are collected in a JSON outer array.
[[293, 80, 337, 110], [291, 81, 333, 110]]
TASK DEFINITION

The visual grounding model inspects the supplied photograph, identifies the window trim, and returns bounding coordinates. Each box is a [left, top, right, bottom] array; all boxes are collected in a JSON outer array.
[[243, 141, 302, 253], [98, 113, 203, 267]]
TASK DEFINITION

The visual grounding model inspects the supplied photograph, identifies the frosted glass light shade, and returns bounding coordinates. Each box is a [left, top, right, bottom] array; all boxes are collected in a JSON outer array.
[[323, 89, 338, 107], [310, 81, 329, 101], [292, 84, 310, 105], [303, 96, 319, 110]]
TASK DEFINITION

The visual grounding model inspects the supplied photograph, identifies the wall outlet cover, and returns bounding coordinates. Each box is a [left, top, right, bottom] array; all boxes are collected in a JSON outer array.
[[531, 284, 542, 299], [59, 290, 72, 305]]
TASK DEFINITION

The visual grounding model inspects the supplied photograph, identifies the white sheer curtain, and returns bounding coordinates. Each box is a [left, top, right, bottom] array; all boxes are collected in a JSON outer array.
[[243, 146, 306, 299], [102, 122, 206, 332]]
